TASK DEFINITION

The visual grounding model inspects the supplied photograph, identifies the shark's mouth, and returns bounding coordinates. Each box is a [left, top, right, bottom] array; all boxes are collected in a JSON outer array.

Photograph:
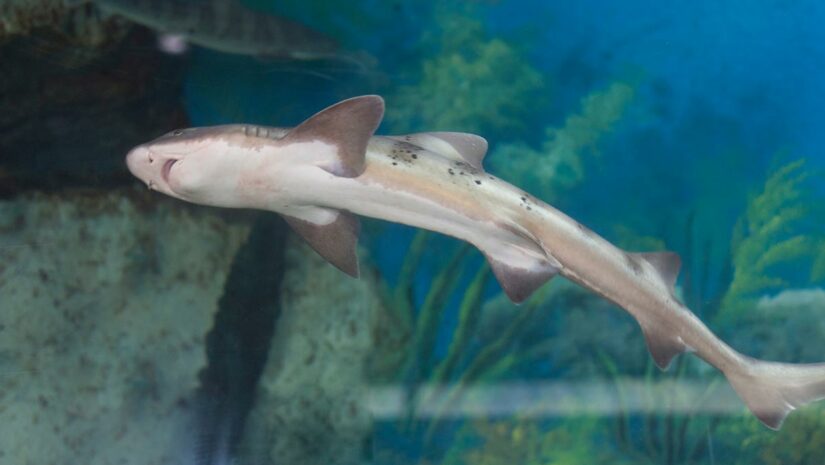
[[161, 159, 177, 184]]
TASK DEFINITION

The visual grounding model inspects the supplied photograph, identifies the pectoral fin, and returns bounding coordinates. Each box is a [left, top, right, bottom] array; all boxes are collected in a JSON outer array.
[[283, 210, 361, 277]]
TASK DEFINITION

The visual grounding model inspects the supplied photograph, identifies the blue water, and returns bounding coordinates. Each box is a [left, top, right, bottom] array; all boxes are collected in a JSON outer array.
[[4, 0, 825, 464]]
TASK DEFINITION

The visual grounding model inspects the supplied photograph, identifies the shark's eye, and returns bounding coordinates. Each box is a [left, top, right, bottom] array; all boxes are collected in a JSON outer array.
[[172, 129, 184, 136]]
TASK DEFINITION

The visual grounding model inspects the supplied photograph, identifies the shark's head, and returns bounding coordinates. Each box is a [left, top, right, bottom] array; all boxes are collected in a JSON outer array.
[[127, 95, 385, 212], [126, 125, 253, 204]]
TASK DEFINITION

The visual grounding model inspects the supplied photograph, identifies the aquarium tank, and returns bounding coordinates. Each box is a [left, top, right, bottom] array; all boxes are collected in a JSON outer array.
[[3, 0, 825, 464]]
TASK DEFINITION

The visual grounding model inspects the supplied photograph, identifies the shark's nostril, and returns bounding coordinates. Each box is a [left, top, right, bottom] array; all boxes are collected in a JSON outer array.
[[148, 152, 155, 164]]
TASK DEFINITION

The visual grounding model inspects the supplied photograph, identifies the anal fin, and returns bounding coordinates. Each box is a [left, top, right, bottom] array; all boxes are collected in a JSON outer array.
[[283, 209, 361, 277], [640, 322, 687, 370]]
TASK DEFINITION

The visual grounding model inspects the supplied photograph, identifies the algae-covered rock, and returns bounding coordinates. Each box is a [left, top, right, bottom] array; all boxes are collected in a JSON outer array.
[[0, 190, 249, 465], [238, 236, 380, 465], [1, 0, 73, 38]]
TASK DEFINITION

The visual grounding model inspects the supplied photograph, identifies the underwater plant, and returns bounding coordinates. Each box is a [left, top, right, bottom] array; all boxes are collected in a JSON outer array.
[[715, 405, 825, 465], [489, 81, 635, 203], [385, 4, 545, 136], [442, 417, 633, 465], [716, 159, 822, 324]]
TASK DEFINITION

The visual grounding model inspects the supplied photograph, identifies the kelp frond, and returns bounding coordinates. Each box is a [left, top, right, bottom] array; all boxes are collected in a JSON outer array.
[[386, 5, 544, 134], [717, 159, 819, 323], [491, 81, 635, 203]]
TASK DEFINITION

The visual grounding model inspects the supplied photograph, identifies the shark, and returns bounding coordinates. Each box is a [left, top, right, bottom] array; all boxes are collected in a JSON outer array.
[[126, 95, 825, 430], [70, 0, 341, 59]]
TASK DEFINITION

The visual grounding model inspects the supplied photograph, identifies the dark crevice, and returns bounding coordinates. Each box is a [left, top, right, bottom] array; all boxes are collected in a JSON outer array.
[[194, 214, 288, 465], [0, 26, 189, 197]]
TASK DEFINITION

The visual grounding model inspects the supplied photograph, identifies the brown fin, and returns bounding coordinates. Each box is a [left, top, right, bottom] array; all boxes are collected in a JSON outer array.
[[392, 132, 488, 171], [633, 251, 681, 290], [284, 95, 385, 177], [640, 323, 686, 370], [485, 254, 558, 303], [283, 210, 361, 277]]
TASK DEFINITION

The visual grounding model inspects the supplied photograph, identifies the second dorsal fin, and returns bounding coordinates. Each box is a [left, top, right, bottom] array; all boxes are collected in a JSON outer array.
[[283, 95, 385, 178], [632, 251, 681, 290], [392, 132, 488, 171]]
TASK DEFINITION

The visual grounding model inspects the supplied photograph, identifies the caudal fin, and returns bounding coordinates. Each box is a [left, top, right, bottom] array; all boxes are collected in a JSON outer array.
[[727, 358, 825, 429]]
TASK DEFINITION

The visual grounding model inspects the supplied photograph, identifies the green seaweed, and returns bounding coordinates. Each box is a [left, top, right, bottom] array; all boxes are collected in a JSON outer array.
[[430, 264, 491, 384], [490, 81, 635, 202], [386, 4, 545, 135], [716, 159, 820, 324]]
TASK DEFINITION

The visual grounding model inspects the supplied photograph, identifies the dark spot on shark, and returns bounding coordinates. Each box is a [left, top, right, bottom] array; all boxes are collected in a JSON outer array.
[[575, 222, 595, 237], [520, 196, 526, 202], [448, 169, 455, 175], [526, 206, 532, 211], [392, 162, 398, 166], [459, 171, 464, 175], [411, 154, 418, 159], [475, 180, 481, 185]]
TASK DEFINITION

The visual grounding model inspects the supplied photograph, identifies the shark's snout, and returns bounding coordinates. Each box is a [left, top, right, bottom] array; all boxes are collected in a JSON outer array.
[[126, 145, 148, 172], [125, 145, 152, 182], [126, 145, 177, 192]]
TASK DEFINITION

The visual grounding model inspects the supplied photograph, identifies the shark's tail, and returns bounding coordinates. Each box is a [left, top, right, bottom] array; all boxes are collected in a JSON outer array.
[[726, 357, 825, 429]]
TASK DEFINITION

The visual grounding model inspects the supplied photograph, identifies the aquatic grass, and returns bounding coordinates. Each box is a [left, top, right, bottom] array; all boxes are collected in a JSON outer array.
[[386, 230, 431, 327], [421, 284, 558, 445], [812, 241, 825, 282], [430, 263, 491, 384], [410, 243, 472, 378], [443, 416, 641, 465]]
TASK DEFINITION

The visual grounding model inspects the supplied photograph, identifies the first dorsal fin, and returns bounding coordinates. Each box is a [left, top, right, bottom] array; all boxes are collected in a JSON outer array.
[[633, 251, 681, 290], [284, 95, 385, 178], [392, 132, 488, 171], [283, 209, 361, 277]]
